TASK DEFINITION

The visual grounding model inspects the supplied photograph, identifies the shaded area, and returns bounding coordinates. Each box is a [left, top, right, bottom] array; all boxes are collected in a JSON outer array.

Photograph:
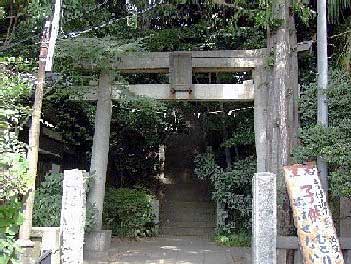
[[85, 236, 251, 264]]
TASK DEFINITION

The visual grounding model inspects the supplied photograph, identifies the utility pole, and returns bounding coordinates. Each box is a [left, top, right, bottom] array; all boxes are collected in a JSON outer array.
[[18, 0, 61, 249], [317, 0, 328, 193]]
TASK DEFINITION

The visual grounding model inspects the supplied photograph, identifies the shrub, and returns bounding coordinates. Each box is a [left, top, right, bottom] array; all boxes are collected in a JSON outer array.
[[214, 232, 251, 247], [0, 66, 31, 263], [0, 199, 23, 263], [33, 172, 96, 231], [295, 69, 351, 197], [102, 188, 155, 238], [195, 153, 255, 234]]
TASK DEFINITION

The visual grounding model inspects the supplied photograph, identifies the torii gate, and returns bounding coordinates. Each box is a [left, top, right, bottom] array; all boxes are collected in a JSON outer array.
[[72, 43, 311, 243]]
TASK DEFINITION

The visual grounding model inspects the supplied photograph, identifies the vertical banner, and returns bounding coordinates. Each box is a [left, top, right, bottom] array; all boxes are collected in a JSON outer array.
[[284, 163, 344, 264]]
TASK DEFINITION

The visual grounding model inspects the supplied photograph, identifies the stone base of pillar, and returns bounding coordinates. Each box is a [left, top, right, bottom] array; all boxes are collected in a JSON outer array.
[[84, 250, 109, 261], [340, 198, 351, 237], [31, 227, 61, 264], [293, 250, 303, 264], [17, 244, 36, 264], [84, 230, 112, 262], [17, 239, 35, 247]]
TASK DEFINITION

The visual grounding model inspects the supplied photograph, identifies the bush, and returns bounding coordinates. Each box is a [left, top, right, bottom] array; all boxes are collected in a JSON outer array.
[[0, 199, 23, 263], [195, 153, 255, 234], [0, 65, 31, 263], [295, 69, 351, 197], [214, 232, 251, 247], [103, 188, 155, 238], [33, 172, 96, 231]]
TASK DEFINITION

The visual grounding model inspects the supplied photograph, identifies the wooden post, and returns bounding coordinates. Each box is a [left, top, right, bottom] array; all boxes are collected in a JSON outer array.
[[18, 0, 61, 247], [18, 21, 50, 246]]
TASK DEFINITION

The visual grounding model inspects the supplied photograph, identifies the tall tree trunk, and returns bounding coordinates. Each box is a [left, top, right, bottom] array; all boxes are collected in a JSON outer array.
[[266, 0, 299, 237], [317, 0, 329, 193]]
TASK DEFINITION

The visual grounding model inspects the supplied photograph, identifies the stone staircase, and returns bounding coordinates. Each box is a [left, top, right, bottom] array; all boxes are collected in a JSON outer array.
[[159, 115, 216, 237], [160, 182, 216, 237]]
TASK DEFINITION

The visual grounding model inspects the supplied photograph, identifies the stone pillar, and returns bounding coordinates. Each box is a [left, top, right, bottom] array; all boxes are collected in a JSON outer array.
[[158, 145, 165, 180], [216, 200, 227, 229], [252, 172, 276, 264], [88, 72, 113, 230], [253, 67, 268, 173], [60, 169, 86, 264], [293, 250, 303, 264], [84, 230, 112, 260], [51, 163, 61, 173], [340, 198, 351, 237]]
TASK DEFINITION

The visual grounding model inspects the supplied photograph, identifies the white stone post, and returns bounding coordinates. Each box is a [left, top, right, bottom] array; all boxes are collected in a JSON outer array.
[[88, 72, 113, 230], [252, 172, 276, 264], [60, 169, 86, 264]]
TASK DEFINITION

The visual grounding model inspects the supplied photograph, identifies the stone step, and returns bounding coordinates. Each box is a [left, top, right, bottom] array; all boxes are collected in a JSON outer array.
[[161, 205, 215, 214], [160, 226, 215, 237], [160, 213, 216, 223], [164, 183, 210, 191], [162, 201, 215, 209], [161, 203, 215, 212], [161, 209, 216, 222], [161, 220, 216, 228], [163, 191, 212, 202], [160, 207, 216, 217]]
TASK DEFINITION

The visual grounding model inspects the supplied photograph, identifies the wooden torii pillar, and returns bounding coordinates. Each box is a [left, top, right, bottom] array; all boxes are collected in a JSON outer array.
[[87, 72, 113, 231]]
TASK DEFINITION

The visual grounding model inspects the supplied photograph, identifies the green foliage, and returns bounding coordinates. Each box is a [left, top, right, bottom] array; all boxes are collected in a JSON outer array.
[[108, 97, 182, 191], [221, 107, 255, 148], [294, 69, 351, 197], [33, 173, 63, 227], [33, 172, 96, 232], [0, 65, 31, 157], [0, 7, 5, 19], [55, 37, 144, 72], [0, 153, 29, 200], [214, 232, 251, 247], [102, 188, 155, 238], [195, 153, 255, 233], [328, 0, 351, 24], [0, 199, 23, 264], [254, 0, 313, 30], [0, 62, 31, 263], [144, 20, 265, 51], [292, 1, 314, 25]]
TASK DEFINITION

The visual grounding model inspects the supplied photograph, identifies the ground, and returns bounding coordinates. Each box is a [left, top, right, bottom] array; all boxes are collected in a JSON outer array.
[[84, 236, 251, 264]]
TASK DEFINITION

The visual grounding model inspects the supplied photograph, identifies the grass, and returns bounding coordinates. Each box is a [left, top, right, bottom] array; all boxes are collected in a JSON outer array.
[[214, 232, 251, 247]]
